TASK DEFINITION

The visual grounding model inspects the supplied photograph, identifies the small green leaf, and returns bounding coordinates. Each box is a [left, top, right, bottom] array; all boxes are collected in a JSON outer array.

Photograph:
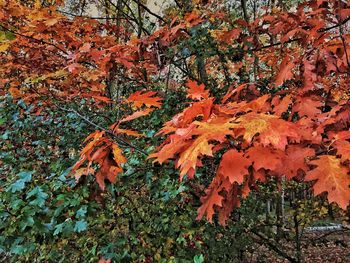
[[194, 254, 204, 263], [53, 223, 64, 236], [18, 171, 33, 182], [74, 220, 87, 233], [76, 206, 87, 219], [8, 180, 25, 193], [26, 186, 48, 207]]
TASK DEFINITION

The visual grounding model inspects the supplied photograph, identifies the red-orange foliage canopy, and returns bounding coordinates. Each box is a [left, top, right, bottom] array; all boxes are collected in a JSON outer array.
[[0, 0, 349, 225]]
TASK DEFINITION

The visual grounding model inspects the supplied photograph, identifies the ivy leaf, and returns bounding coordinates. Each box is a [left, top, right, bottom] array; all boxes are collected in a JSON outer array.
[[53, 223, 64, 236], [27, 186, 48, 207], [193, 254, 204, 263], [18, 171, 33, 182], [76, 206, 87, 219], [8, 180, 26, 193], [7, 171, 33, 193], [74, 220, 88, 233]]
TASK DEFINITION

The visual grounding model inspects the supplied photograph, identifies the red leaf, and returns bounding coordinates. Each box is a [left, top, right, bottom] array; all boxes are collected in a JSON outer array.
[[196, 176, 224, 223], [217, 149, 251, 184], [275, 56, 295, 86], [245, 146, 285, 171]]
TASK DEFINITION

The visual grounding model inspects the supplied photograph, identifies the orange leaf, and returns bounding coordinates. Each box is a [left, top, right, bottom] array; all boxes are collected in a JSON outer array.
[[273, 95, 292, 116], [334, 140, 350, 162], [237, 113, 300, 150], [119, 108, 153, 123], [126, 90, 162, 108], [111, 143, 127, 165], [217, 149, 251, 184], [293, 97, 322, 118], [245, 146, 285, 171], [279, 145, 315, 179], [186, 80, 209, 100], [177, 136, 214, 180], [91, 95, 112, 103], [306, 155, 350, 209], [222, 83, 247, 103]]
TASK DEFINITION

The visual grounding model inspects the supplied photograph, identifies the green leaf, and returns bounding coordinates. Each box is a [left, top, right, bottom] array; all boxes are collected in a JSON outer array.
[[53, 223, 64, 236], [76, 206, 87, 219], [18, 171, 33, 182], [194, 254, 204, 263], [27, 186, 48, 207], [8, 180, 26, 193], [74, 220, 87, 233]]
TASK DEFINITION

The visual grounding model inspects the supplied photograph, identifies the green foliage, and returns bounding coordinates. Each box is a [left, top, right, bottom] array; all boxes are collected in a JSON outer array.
[[0, 95, 255, 262]]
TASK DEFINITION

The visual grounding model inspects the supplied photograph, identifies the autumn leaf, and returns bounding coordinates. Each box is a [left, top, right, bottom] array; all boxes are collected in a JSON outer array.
[[126, 90, 162, 108], [177, 135, 214, 180], [218, 183, 240, 225], [113, 127, 142, 137], [148, 135, 190, 165], [119, 108, 154, 123], [306, 155, 350, 209], [279, 145, 315, 179], [186, 80, 209, 100], [275, 55, 295, 86], [217, 149, 251, 184], [196, 176, 224, 223], [236, 113, 300, 150], [273, 95, 292, 116], [245, 145, 285, 171], [112, 144, 127, 165], [90, 95, 112, 103], [293, 97, 322, 118], [334, 140, 350, 162], [222, 83, 247, 103]]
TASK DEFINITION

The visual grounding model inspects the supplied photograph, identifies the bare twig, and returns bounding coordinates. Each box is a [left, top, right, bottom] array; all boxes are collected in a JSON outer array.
[[56, 105, 148, 155]]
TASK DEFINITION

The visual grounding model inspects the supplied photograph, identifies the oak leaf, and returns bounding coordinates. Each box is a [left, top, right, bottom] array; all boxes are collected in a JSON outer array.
[[305, 155, 350, 209], [126, 90, 162, 108], [275, 56, 295, 86], [217, 149, 251, 184], [245, 145, 285, 171], [196, 176, 224, 223], [186, 80, 209, 100], [237, 113, 300, 150]]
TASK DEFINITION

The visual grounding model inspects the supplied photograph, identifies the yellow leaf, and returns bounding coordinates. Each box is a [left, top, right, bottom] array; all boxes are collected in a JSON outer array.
[[0, 43, 9, 52], [112, 144, 127, 165]]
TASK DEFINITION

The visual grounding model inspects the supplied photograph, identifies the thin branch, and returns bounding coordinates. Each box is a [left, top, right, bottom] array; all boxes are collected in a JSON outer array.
[[56, 105, 148, 155], [130, 0, 166, 23], [58, 10, 122, 20], [0, 24, 68, 55], [337, 6, 350, 68], [318, 16, 350, 32]]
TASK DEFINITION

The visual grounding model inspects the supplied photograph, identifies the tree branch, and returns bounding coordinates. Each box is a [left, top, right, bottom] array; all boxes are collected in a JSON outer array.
[[0, 24, 68, 55], [56, 105, 148, 155]]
